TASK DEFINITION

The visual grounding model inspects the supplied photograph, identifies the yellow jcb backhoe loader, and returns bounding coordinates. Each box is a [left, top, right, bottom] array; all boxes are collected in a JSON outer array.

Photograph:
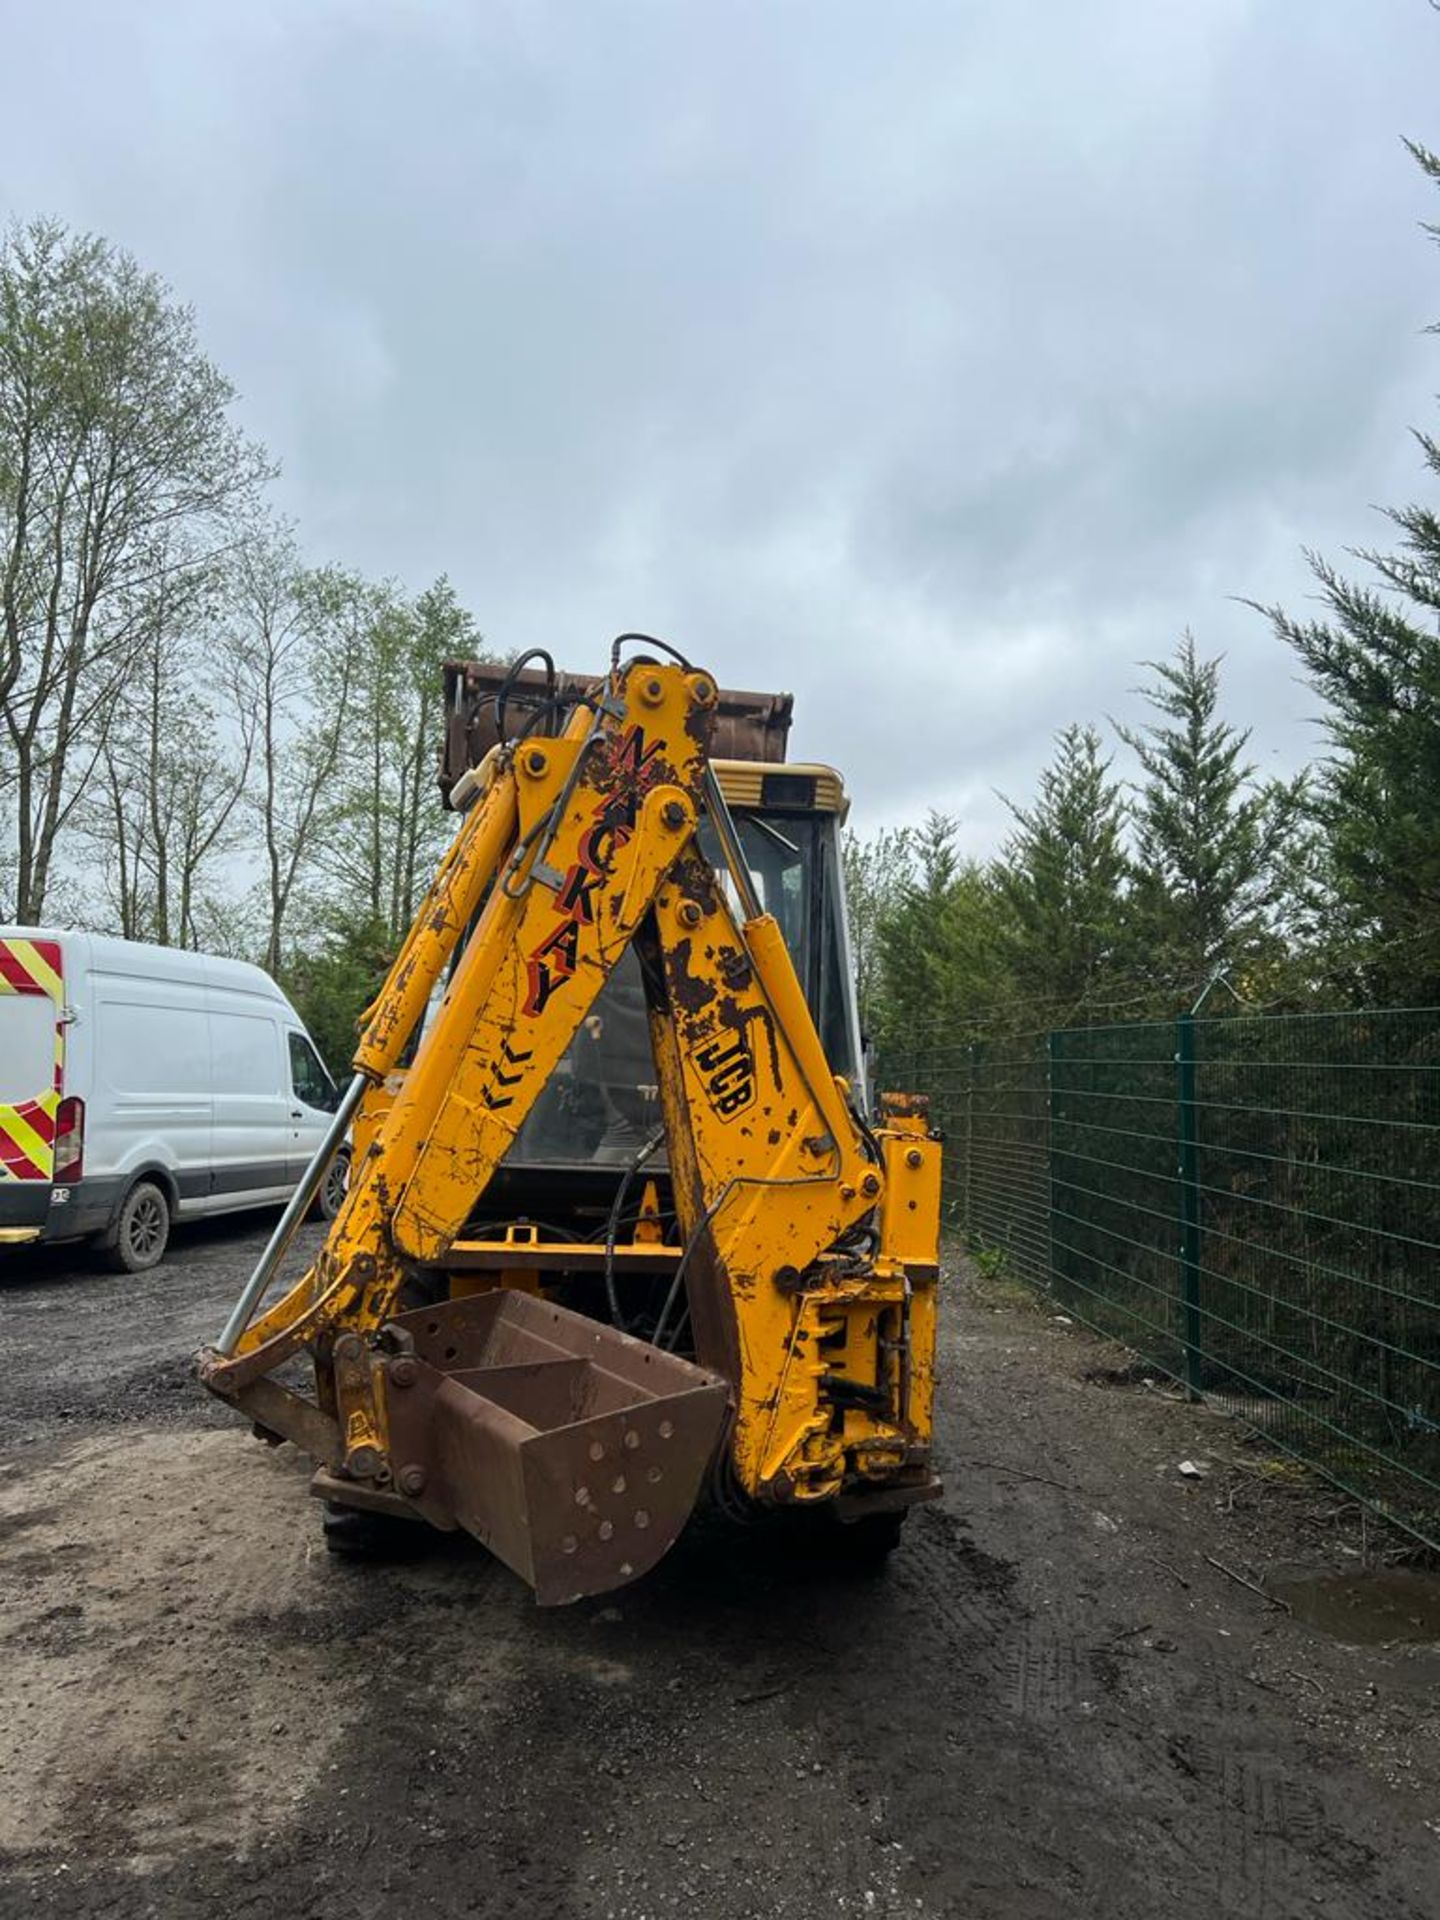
[[200, 638, 941, 1604]]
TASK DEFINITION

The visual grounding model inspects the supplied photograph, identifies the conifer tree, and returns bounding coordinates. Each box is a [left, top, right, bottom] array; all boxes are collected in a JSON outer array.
[[1260, 144, 1440, 1003], [1118, 635, 1303, 993], [993, 725, 1129, 1019], [872, 812, 1008, 1050]]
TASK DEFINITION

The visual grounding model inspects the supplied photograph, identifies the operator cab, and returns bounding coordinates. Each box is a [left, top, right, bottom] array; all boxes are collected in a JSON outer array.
[[512, 761, 864, 1168]]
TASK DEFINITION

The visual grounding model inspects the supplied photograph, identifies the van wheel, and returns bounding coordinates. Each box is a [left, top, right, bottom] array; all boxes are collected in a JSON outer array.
[[312, 1151, 350, 1223], [103, 1180, 171, 1273]]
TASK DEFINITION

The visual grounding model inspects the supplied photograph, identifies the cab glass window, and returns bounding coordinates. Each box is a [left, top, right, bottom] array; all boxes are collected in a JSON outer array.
[[288, 1032, 334, 1109]]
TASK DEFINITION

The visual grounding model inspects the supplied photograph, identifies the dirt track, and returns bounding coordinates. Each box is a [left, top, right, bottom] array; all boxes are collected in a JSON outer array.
[[2, 1220, 1438, 1918]]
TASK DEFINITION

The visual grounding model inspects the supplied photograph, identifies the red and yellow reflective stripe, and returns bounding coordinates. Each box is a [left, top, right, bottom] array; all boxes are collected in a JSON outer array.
[[0, 938, 65, 1182], [0, 1097, 57, 1180], [0, 937, 63, 1004]]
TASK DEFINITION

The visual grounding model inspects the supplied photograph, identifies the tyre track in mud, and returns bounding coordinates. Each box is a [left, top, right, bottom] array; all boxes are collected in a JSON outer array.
[[2, 1227, 1437, 1917]]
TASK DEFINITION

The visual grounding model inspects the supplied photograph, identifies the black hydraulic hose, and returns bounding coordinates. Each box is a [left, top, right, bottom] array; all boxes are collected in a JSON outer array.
[[651, 1180, 735, 1350], [603, 1129, 667, 1333], [609, 632, 693, 673], [493, 648, 557, 745], [848, 1090, 886, 1169]]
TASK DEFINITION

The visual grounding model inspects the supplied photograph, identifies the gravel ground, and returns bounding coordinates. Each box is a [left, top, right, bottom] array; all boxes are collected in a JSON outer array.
[[2, 1220, 1438, 1918]]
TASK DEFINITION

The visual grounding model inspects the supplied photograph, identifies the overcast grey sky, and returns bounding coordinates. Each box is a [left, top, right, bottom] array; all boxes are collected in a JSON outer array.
[[3, 1, 1436, 843]]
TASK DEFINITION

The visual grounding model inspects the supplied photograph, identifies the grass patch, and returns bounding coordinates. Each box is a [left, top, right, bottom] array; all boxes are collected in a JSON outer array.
[[960, 1241, 1047, 1315]]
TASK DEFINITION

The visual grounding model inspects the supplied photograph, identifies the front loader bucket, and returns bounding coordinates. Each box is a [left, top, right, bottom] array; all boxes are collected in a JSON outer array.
[[381, 1293, 730, 1604]]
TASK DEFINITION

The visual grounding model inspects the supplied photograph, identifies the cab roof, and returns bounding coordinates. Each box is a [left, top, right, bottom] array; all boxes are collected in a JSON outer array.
[[710, 761, 848, 820]]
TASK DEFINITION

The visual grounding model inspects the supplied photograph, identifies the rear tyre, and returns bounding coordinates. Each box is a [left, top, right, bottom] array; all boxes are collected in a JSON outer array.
[[774, 1503, 908, 1571], [830, 1509, 908, 1563], [321, 1500, 434, 1562], [311, 1150, 350, 1223], [103, 1180, 171, 1273]]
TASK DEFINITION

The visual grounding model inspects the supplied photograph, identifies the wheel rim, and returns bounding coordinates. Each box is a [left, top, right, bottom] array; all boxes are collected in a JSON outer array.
[[130, 1193, 165, 1257], [323, 1160, 348, 1212]]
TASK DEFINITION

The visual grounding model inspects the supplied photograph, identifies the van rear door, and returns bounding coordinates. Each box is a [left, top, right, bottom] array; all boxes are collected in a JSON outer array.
[[0, 937, 64, 1242]]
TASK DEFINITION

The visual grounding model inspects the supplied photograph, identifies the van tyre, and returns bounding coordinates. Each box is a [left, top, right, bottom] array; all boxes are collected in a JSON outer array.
[[312, 1151, 350, 1223], [103, 1180, 171, 1273]]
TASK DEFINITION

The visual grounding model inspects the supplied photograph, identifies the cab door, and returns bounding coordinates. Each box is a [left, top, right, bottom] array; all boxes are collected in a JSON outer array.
[[284, 1030, 338, 1181]]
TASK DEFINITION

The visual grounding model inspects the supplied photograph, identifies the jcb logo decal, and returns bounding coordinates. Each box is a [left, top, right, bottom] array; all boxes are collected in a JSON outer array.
[[694, 1033, 754, 1118], [522, 725, 663, 1018]]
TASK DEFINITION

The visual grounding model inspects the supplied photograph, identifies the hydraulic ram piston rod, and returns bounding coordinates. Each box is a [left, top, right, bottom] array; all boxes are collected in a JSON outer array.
[[214, 1071, 367, 1356]]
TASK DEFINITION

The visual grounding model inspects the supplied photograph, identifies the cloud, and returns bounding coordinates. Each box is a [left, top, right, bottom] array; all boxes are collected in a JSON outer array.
[[3, 0, 1436, 843]]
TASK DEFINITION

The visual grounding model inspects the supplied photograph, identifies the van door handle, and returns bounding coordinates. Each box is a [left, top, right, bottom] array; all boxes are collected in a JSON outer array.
[[290, 1108, 303, 1120]]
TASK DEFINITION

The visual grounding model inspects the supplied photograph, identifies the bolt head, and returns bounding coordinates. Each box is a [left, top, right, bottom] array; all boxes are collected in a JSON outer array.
[[677, 899, 703, 929], [661, 799, 687, 831], [905, 1148, 924, 1169], [398, 1464, 427, 1497], [389, 1357, 418, 1389], [861, 1173, 882, 1198]]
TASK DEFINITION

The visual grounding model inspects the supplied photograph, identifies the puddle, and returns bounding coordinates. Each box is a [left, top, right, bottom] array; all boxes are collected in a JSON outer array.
[[1271, 1568, 1440, 1645]]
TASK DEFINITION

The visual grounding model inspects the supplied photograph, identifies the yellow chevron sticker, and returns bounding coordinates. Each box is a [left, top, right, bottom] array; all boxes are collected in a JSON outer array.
[[0, 938, 63, 1002]]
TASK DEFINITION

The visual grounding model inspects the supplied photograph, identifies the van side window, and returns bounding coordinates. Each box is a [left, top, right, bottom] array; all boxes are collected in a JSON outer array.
[[288, 1033, 334, 1109]]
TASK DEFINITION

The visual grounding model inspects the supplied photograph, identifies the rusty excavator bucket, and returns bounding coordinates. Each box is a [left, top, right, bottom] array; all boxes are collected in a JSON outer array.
[[374, 1293, 729, 1604]]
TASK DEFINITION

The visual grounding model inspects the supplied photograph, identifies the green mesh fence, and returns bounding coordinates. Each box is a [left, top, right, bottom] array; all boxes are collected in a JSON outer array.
[[899, 1009, 1440, 1550]]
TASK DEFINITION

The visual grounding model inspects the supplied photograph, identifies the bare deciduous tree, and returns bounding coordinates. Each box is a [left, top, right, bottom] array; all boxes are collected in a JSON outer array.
[[225, 523, 360, 972], [0, 217, 267, 920], [315, 574, 486, 942], [80, 551, 255, 944]]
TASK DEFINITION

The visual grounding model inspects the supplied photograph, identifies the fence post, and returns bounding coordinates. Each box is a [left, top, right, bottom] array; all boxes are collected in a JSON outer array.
[[1045, 1027, 1056, 1290], [1176, 1012, 1203, 1399], [963, 1041, 975, 1233]]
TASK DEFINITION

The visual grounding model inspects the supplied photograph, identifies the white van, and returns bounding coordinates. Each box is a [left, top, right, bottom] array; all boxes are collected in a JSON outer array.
[[0, 928, 347, 1271]]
